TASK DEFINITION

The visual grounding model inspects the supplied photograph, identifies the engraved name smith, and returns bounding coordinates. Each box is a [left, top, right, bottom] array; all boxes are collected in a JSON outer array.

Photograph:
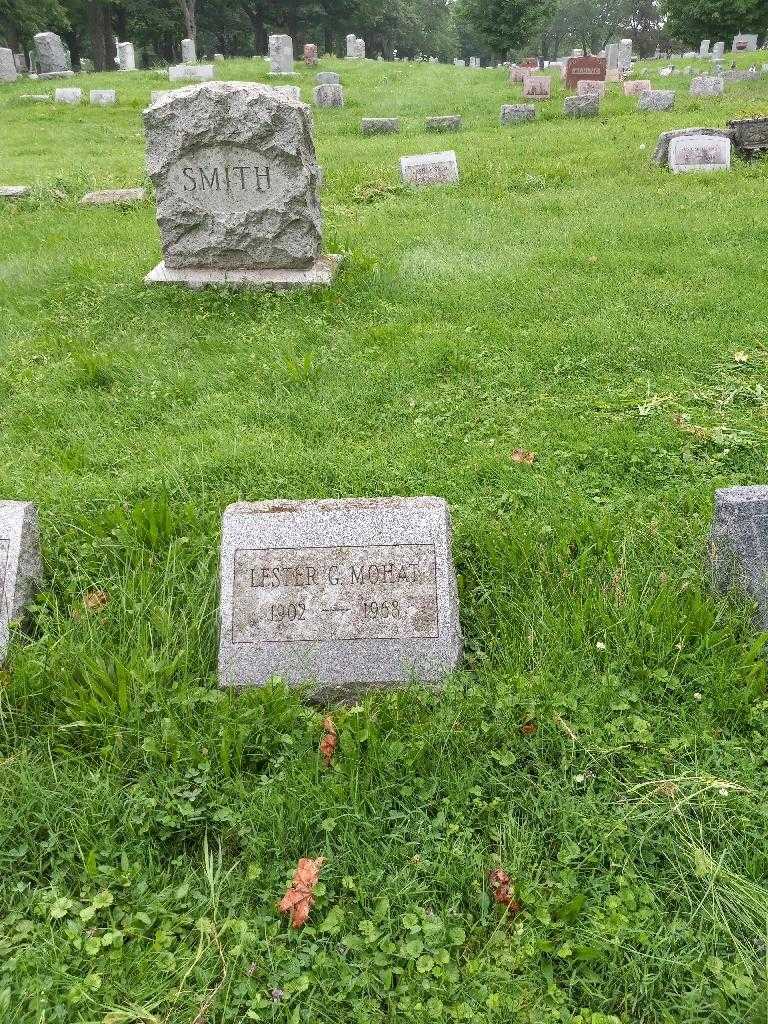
[[180, 164, 272, 193]]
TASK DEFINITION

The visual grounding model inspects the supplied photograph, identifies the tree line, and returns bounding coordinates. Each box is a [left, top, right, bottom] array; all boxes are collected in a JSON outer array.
[[1, 0, 765, 70]]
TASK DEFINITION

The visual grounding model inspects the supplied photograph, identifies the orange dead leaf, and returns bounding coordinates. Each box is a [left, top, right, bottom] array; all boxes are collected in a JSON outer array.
[[488, 868, 522, 914], [278, 857, 326, 928], [319, 717, 338, 767], [82, 589, 109, 611], [511, 449, 536, 465], [520, 720, 537, 736]]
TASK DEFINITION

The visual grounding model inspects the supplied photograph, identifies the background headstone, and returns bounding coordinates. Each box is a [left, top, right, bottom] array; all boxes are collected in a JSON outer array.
[[699, 39, 710, 56], [0, 47, 18, 82], [268, 33, 294, 74], [361, 117, 400, 135], [168, 64, 214, 81], [54, 87, 81, 103], [400, 150, 459, 186], [564, 95, 599, 117], [181, 37, 196, 63], [623, 79, 651, 96], [652, 126, 732, 165], [117, 41, 136, 71], [617, 38, 632, 72], [523, 75, 551, 99], [13, 52, 26, 72], [606, 43, 618, 69], [304, 43, 318, 66], [316, 71, 339, 85], [346, 33, 357, 58], [638, 89, 675, 112], [426, 115, 461, 131], [565, 55, 606, 89], [80, 188, 145, 205], [577, 79, 605, 97], [33, 32, 73, 78], [500, 103, 535, 124], [217, 497, 462, 700], [90, 89, 116, 105], [690, 74, 724, 97], [313, 83, 343, 107], [354, 37, 365, 59], [668, 134, 731, 172], [732, 33, 758, 52], [712, 42, 725, 59]]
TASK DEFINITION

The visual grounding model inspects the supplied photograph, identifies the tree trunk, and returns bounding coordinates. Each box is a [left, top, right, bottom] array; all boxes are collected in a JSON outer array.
[[179, 0, 197, 42], [88, 1, 116, 72], [241, 4, 265, 53]]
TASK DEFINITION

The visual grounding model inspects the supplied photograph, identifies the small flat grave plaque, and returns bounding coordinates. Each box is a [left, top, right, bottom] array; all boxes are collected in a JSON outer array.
[[400, 150, 458, 186], [218, 497, 462, 699], [669, 134, 730, 172]]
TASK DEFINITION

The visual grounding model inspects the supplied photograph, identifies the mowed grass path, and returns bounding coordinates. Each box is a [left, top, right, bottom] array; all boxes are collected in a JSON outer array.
[[1, 55, 768, 1023]]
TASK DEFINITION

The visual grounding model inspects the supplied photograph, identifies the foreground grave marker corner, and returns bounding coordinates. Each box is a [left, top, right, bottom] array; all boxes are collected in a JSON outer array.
[[710, 486, 768, 629], [0, 501, 43, 664], [218, 496, 462, 701]]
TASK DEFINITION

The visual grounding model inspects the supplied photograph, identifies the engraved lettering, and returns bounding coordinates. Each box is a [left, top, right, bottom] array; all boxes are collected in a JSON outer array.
[[199, 167, 220, 191], [182, 167, 196, 191]]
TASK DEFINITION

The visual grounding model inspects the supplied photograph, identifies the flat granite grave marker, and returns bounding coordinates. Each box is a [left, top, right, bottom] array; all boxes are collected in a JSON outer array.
[[638, 89, 675, 112], [33, 32, 73, 78], [90, 89, 116, 105], [0, 501, 42, 664], [0, 186, 30, 199], [426, 115, 462, 131], [361, 117, 400, 135], [577, 79, 605, 97], [652, 126, 732, 165], [144, 81, 340, 290], [400, 150, 459, 186], [0, 47, 18, 82], [55, 87, 82, 103], [500, 103, 535, 124], [523, 75, 551, 99], [623, 79, 651, 96], [218, 497, 462, 700], [168, 63, 214, 81], [710, 486, 768, 629], [690, 74, 724, 97], [313, 83, 343, 107], [668, 134, 730, 172], [80, 188, 146, 205], [564, 95, 599, 117]]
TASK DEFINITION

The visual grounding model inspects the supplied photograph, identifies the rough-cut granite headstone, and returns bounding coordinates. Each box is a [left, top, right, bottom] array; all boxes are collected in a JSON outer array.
[[181, 38, 196, 63], [316, 71, 339, 85], [168, 63, 214, 81], [638, 89, 675, 112], [304, 43, 318, 66], [118, 42, 136, 71], [669, 134, 730, 172], [727, 116, 768, 157], [0, 48, 18, 82], [55, 87, 82, 103], [400, 150, 458, 186], [33, 32, 73, 78], [80, 188, 146, 205], [426, 115, 461, 131], [652, 126, 732, 165], [564, 95, 599, 117], [623, 79, 651, 96], [361, 117, 400, 135], [268, 33, 294, 75], [523, 75, 551, 99], [313, 83, 343, 107], [218, 496, 462, 700], [144, 82, 339, 290], [500, 104, 535, 124], [0, 501, 42, 664], [690, 74, 724, 97], [710, 487, 768, 628], [90, 89, 116, 105], [577, 79, 605, 97], [0, 186, 30, 199]]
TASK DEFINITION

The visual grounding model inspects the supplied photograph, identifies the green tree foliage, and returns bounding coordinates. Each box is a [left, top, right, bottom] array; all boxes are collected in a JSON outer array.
[[664, 0, 768, 45], [457, 0, 558, 56], [0, 0, 66, 49]]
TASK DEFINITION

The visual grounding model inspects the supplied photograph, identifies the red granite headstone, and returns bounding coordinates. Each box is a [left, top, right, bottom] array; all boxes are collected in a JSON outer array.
[[304, 43, 318, 65], [565, 55, 606, 90], [520, 57, 539, 68]]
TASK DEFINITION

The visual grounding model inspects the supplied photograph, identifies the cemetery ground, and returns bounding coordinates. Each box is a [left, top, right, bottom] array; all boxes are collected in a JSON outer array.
[[2, 53, 768, 1024]]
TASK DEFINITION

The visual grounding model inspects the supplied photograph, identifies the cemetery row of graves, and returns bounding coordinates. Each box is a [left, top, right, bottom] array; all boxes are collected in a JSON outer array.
[[2, 24, 768, 1024]]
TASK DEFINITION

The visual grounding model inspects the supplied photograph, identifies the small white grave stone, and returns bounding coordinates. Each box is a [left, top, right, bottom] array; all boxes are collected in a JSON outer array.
[[117, 41, 136, 71], [55, 87, 82, 103], [90, 89, 116, 105], [181, 38, 196, 63], [400, 150, 459, 186]]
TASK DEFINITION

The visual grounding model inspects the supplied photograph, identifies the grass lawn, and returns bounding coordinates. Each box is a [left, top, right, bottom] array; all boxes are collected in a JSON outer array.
[[2, 52, 768, 1024]]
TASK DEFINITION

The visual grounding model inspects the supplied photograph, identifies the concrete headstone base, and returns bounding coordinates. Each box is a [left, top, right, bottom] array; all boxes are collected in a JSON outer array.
[[145, 254, 343, 291]]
